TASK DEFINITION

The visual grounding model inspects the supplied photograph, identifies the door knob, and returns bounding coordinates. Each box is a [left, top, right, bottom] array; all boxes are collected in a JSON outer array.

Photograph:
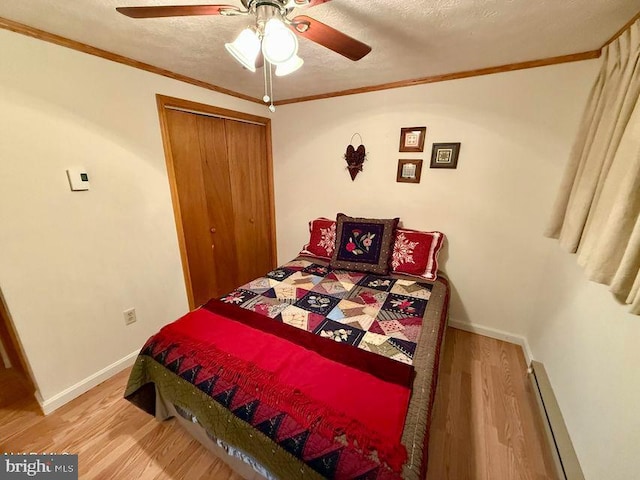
[[210, 227, 216, 233], [249, 218, 255, 224]]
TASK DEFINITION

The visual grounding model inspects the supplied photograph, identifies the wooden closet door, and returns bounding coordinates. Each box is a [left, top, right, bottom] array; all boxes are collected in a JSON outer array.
[[165, 109, 218, 307], [225, 119, 274, 285], [161, 96, 276, 309], [196, 115, 241, 296]]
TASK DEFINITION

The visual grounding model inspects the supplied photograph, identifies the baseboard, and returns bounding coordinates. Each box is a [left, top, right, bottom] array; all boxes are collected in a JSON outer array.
[[529, 361, 585, 480], [448, 319, 534, 365], [38, 350, 139, 415]]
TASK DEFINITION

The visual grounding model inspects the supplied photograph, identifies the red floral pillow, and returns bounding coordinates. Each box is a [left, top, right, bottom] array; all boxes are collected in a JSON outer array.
[[299, 217, 337, 261], [391, 229, 445, 281]]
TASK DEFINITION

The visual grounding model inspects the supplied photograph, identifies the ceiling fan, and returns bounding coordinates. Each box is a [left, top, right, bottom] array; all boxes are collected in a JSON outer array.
[[117, 1, 372, 109]]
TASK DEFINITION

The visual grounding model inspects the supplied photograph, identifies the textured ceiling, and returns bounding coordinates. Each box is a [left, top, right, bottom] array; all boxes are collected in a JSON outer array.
[[0, 0, 638, 101]]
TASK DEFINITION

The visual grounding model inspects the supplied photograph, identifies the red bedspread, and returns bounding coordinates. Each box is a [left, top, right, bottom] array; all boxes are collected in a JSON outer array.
[[153, 306, 411, 471], [204, 298, 415, 387]]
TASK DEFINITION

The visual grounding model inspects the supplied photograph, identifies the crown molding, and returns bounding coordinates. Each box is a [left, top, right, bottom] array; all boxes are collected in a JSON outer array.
[[602, 9, 640, 48], [3, 9, 638, 107], [0, 16, 263, 105], [274, 50, 601, 105]]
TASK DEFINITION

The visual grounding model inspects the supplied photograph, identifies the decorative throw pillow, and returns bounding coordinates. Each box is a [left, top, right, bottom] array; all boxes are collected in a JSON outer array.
[[391, 228, 445, 281], [330, 214, 399, 275], [299, 217, 337, 261]]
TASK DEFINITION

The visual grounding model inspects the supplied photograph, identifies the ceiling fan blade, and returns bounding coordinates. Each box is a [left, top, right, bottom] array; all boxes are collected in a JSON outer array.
[[292, 0, 332, 7], [290, 15, 371, 61], [116, 5, 241, 18]]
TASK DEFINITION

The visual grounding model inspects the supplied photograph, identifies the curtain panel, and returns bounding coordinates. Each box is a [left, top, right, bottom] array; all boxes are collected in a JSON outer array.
[[546, 19, 640, 314]]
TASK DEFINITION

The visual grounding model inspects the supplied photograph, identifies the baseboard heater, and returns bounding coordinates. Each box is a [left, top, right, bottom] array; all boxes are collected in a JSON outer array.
[[528, 361, 585, 480]]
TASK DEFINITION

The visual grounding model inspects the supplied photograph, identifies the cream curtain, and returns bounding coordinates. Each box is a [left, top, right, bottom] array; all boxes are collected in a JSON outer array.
[[546, 19, 640, 314]]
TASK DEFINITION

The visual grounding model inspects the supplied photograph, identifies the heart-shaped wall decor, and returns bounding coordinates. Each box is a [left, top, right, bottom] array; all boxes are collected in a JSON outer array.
[[344, 144, 366, 181]]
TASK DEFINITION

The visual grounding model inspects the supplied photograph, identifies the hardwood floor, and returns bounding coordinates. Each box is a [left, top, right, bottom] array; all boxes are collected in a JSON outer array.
[[427, 328, 556, 480], [0, 328, 556, 479]]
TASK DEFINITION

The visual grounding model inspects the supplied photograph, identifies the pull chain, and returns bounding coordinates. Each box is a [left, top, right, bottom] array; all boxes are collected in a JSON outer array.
[[268, 62, 275, 112], [262, 57, 270, 104]]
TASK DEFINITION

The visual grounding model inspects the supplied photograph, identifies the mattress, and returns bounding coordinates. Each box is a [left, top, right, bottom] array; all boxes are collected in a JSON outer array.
[[125, 258, 449, 479]]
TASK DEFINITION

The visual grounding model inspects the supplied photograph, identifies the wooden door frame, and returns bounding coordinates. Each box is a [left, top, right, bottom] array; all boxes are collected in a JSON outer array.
[[0, 290, 36, 392], [156, 94, 277, 310]]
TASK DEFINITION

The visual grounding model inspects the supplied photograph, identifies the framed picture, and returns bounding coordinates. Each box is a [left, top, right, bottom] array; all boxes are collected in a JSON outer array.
[[399, 127, 427, 152], [430, 143, 461, 169], [396, 159, 423, 183]]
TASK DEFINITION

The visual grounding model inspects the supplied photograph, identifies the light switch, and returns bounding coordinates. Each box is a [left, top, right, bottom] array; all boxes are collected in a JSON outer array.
[[66, 168, 90, 191]]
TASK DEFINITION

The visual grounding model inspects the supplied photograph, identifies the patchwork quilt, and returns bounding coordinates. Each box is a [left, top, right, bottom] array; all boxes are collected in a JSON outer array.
[[125, 258, 449, 480], [220, 259, 434, 365]]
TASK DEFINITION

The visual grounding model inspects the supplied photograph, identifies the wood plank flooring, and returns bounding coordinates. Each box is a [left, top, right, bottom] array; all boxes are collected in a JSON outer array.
[[0, 328, 556, 479], [427, 328, 556, 480]]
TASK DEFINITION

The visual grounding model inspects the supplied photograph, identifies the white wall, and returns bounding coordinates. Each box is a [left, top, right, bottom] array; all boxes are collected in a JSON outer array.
[[0, 28, 267, 405], [527, 246, 640, 480], [272, 60, 599, 337], [271, 59, 640, 480]]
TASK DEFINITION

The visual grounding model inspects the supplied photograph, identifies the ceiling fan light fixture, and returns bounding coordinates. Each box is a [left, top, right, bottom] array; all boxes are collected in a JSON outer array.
[[225, 27, 260, 72], [116, 1, 372, 112], [261, 18, 298, 65], [275, 54, 304, 76]]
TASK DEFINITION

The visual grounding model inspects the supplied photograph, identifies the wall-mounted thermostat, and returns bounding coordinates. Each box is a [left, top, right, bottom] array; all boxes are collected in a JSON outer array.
[[66, 168, 90, 191]]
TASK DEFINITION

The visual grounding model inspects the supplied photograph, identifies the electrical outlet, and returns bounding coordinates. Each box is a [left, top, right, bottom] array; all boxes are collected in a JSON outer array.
[[123, 308, 137, 326]]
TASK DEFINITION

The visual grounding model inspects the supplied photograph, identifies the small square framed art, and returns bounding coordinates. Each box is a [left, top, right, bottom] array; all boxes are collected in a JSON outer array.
[[430, 143, 461, 169], [399, 127, 427, 152], [396, 159, 423, 183]]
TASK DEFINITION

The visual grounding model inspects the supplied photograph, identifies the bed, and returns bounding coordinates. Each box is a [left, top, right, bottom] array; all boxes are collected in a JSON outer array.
[[125, 218, 449, 480]]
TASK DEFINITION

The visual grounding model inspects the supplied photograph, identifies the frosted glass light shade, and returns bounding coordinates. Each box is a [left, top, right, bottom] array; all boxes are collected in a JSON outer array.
[[225, 28, 260, 72], [262, 18, 298, 65], [275, 54, 304, 76]]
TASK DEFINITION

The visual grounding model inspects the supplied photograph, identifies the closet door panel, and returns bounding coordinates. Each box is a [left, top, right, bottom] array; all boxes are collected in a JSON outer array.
[[165, 110, 217, 307], [196, 115, 240, 295], [246, 125, 273, 267], [225, 119, 274, 284]]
